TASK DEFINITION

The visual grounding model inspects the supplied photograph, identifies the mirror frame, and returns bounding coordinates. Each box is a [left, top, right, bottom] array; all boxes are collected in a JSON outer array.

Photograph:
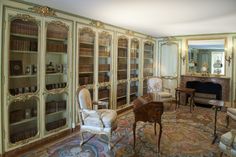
[[186, 37, 227, 76], [160, 41, 179, 78]]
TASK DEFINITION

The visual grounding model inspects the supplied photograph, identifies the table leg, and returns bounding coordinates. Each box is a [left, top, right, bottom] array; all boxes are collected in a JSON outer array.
[[133, 122, 136, 149], [212, 107, 218, 144]]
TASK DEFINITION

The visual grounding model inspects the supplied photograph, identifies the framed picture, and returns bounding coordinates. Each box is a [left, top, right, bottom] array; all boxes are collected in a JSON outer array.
[[10, 60, 23, 75]]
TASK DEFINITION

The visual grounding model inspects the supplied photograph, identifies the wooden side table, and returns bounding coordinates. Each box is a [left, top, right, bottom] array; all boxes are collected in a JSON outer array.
[[175, 87, 195, 112]]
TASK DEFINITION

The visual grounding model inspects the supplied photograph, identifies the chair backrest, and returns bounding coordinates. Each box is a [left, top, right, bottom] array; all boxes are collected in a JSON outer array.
[[78, 87, 92, 110], [147, 77, 162, 93]]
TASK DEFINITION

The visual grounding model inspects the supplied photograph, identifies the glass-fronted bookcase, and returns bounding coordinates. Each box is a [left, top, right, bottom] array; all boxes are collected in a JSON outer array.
[[76, 25, 114, 124], [2, 9, 72, 151]]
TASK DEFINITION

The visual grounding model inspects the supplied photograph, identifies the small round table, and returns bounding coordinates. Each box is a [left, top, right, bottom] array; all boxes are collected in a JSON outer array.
[[175, 87, 195, 112]]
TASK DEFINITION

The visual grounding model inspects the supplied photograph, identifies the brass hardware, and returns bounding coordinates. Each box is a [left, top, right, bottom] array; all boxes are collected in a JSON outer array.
[[225, 55, 232, 66], [30, 6, 56, 17]]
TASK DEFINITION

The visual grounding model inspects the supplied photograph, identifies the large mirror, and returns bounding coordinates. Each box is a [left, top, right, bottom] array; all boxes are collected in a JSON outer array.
[[187, 38, 226, 75]]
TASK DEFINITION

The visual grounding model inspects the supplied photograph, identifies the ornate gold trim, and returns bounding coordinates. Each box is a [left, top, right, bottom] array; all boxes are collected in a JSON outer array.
[[146, 35, 153, 40], [30, 6, 56, 17], [10, 14, 37, 23], [99, 31, 111, 39], [126, 30, 134, 36], [47, 20, 69, 30], [90, 20, 104, 28], [80, 27, 95, 37]]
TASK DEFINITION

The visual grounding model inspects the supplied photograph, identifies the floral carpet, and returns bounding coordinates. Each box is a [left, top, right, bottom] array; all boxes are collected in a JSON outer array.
[[21, 105, 235, 157]]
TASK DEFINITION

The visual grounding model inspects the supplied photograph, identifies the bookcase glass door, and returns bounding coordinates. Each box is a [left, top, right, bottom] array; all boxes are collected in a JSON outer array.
[[116, 82, 127, 108], [9, 98, 38, 144], [45, 93, 67, 132], [117, 37, 128, 81], [78, 27, 95, 86], [143, 79, 148, 95], [143, 42, 154, 78], [130, 81, 139, 103], [98, 32, 112, 84], [98, 86, 110, 108], [45, 21, 68, 90], [9, 18, 39, 96], [130, 39, 139, 79]]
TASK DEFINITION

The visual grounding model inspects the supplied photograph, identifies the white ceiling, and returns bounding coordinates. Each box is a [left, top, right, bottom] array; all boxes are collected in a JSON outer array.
[[23, 0, 236, 37]]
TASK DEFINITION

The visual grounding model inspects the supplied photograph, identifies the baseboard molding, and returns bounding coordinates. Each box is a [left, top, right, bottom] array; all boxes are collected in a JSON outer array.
[[117, 105, 133, 114], [4, 128, 75, 157]]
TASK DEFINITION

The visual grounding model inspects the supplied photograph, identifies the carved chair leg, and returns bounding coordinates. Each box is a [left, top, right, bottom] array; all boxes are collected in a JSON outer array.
[[158, 123, 162, 153], [80, 131, 84, 146], [154, 122, 157, 135], [108, 132, 112, 150], [226, 115, 230, 128], [133, 122, 136, 149], [220, 151, 223, 157]]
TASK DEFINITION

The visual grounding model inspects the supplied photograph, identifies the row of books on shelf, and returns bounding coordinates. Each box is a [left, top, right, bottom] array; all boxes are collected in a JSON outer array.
[[11, 21, 38, 36], [98, 89, 109, 99], [47, 42, 67, 52], [118, 50, 127, 57], [130, 52, 139, 58], [99, 74, 109, 82], [144, 64, 153, 68], [47, 30, 68, 40], [99, 38, 111, 46], [79, 47, 94, 56], [46, 118, 66, 131], [10, 128, 37, 143], [46, 82, 67, 90], [79, 65, 93, 72], [10, 39, 38, 51], [130, 95, 138, 102], [46, 100, 66, 114], [10, 107, 37, 123], [99, 51, 110, 57], [79, 76, 93, 85], [118, 40, 128, 47], [9, 86, 37, 96], [144, 54, 153, 58], [117, 98, 126, 107]]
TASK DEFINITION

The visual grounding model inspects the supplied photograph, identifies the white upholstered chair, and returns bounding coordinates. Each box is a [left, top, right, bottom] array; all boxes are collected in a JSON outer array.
[[219, 129, 236, 157], [226, 108, 236, 128], [147, 77, 173, 102], [77, 86, 117, 149]]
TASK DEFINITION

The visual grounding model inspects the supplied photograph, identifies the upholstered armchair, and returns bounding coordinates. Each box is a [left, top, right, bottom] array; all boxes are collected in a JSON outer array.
[[219, 129, 236, 157], [147, 77, 173, 102], [226, 108, 236, 128], [77, 86, 118, 149]]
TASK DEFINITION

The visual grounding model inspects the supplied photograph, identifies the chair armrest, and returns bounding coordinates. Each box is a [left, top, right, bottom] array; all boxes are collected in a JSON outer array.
[[93, 101, 108, 109]]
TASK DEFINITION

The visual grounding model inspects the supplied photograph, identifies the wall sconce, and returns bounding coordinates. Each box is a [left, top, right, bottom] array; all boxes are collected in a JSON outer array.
[[225, 54, 232, 66], [180, 55, 186, 64]]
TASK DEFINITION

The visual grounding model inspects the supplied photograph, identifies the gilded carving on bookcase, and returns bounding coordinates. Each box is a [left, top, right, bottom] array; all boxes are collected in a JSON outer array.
[[10, 14, 37, 24], [80, 27, 95, 37], [9, 133, 40, 147], [118, 35, 128, 40], [132, 38, 139, 42], [146, 35, 153, 40], [145, 41, 154, 46], [126, 30, 134, 36], [8, 93, 38, 102], [30, 6, 56, 17], [90, 20, 104, 28], [44, 87, 68, 95], [47, 21, 69, 30], [99, 31, 112, 39]]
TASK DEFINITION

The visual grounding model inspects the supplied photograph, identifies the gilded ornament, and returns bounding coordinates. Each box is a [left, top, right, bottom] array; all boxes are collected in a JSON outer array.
[[90, 20, 104, 28], [30, 6, 56, 17], [47, 21, 69, 30], [126, 30, 134, 35], [11, 14, 37, 23]]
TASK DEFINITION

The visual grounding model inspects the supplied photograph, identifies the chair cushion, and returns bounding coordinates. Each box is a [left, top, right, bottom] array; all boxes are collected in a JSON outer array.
[[228, 108, 236, 116], [158, 92, 172, 98], [221, 131, 236, 149], [99, 109, 117, 128]]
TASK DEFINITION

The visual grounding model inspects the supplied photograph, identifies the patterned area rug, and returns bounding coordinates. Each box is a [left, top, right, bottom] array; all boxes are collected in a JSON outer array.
[[21, 105, 234, 157]]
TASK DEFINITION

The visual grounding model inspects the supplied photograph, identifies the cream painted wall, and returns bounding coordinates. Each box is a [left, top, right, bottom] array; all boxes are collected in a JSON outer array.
[[0, 0, 3, 155]]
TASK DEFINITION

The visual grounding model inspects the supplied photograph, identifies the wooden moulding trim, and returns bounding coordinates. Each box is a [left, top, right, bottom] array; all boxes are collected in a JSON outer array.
[[4, 128, 77, 157], [117, 105, 134, 114]]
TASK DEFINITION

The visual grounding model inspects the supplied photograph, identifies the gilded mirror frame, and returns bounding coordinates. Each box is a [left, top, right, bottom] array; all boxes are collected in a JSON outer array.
[[186, 37, 227, 76]]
